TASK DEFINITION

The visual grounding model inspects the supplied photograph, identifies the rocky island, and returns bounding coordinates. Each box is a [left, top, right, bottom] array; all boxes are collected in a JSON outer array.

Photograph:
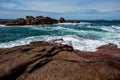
[[0, 40, 120, 80], [0, 16, 80, 26], [8, 16, 58, 26], [0, 16, 64, 26]]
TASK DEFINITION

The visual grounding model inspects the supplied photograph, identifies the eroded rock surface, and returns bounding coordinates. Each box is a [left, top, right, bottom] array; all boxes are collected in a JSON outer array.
[[0, 41, 120, 80]]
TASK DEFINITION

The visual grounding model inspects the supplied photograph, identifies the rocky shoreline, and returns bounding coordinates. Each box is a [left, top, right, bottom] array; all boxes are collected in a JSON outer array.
[[0, 40, 120, 80], [0, 16, 80, 26]]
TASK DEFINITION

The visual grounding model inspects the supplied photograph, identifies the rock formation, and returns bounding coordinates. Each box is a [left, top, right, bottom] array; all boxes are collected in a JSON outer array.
[[59, 17, 65, 23], [0, 21, 8, 25], [5, 16, 58, 26], [0, 16, 81, 26], [0, 40, 120, 80]]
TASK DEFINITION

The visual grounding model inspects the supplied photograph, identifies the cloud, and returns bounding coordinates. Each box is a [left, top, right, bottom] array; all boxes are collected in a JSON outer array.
[[0, 0, 120, 12], [0, 7, 61, 19], [83, 0, 120, 11], [0, 0, 120, 19], [0, 2, 17, 8], [0, 7, 120, 20], [16, 0, 80, 12]]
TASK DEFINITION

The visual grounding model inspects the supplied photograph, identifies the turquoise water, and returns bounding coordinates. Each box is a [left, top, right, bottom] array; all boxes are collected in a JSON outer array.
[[0, 21, 120, 51]]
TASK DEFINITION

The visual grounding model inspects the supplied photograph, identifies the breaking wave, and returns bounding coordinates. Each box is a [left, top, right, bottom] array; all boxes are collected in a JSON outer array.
[[0, 21, 120, 52]]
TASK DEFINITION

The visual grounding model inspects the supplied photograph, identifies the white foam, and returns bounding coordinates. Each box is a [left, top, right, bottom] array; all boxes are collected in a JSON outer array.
[[79, 22, 91, 25], [58, 22, 80, 25], [100, 25, 120, 33], [0, 35, 119, 52], [0, 25, 5, 27], [73, 39, 108, 52], [58, 22, 91, 25], [31, 26, 86, 35], [61, 36, 107, 52], [41, 35, 108, 52], [0, 35, 107, 51], [0, 36, 48, 48], [101, 37, 120, 48]]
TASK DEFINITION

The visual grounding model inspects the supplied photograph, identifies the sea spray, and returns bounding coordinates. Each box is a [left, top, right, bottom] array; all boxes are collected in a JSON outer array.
[[0, 21, 120, 52]]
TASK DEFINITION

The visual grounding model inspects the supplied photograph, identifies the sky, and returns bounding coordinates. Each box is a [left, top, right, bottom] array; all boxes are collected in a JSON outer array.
[[0, 0, 120, 20]]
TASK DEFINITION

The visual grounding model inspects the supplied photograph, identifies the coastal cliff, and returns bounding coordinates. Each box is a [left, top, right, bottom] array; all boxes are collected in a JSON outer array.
[[0, 40, 120, 80]]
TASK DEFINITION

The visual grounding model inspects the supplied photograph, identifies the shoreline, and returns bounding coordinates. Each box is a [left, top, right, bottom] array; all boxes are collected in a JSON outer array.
[[0, 40, 120, 54], [0, 40, 120, 80], [0, 21, 120, 52], [0, 34, 119, 52], [0, 38, 117, 52]]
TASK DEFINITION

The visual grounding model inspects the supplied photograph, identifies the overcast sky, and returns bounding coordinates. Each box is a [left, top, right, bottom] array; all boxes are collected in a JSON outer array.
[[0, 0, 120, 19]]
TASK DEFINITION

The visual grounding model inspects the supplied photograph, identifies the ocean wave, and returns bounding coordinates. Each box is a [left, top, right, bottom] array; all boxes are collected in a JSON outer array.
[[58, 22, 91, 25], [0, 22, 120, 52], [58, 23, 80, 25], [100, 25, 120, 33], [46, 35, 109, 51], [0, 35, 110, 52], [0, 25, 5, 27], [0, 36, 48, 48], [0, 35, 119, 52], [79, 22, 91, 25]]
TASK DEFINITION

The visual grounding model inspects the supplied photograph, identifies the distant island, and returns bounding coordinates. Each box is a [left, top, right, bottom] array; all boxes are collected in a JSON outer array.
[[0, 16, 80, 26]]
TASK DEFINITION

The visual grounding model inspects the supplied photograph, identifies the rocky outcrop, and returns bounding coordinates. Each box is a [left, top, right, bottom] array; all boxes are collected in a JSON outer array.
[[6, 18, 26, 25], [5, 16, 58, 26], [26, 16, 35, 25], [59, 17, 65, 23], [0, 16, 81, 26], [58, 17, 81, 23], [0, 41, 120, 80], [0, 21, 8, 25]]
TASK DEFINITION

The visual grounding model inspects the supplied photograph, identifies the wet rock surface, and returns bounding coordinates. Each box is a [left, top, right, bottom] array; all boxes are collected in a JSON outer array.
[[0, 41, 120, 80]]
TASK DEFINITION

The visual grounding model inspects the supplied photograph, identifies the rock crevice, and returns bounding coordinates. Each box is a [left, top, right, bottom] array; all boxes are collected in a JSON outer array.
[[0, 41, 120, 80]]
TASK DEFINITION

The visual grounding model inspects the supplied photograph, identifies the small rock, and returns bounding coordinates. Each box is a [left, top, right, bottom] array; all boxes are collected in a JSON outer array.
[[59, 17, 65, 23], [83, 59, 95, 63]]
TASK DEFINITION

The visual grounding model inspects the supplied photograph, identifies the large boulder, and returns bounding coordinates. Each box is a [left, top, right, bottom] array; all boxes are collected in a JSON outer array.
[[59, 17, 65, 23], [26, 16, 35, 20], [26, 16, 35, 25], [36, 16, 44, 19]]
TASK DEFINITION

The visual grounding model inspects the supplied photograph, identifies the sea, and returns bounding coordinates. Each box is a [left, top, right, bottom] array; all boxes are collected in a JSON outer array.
[[0, 20, 120, 52]]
